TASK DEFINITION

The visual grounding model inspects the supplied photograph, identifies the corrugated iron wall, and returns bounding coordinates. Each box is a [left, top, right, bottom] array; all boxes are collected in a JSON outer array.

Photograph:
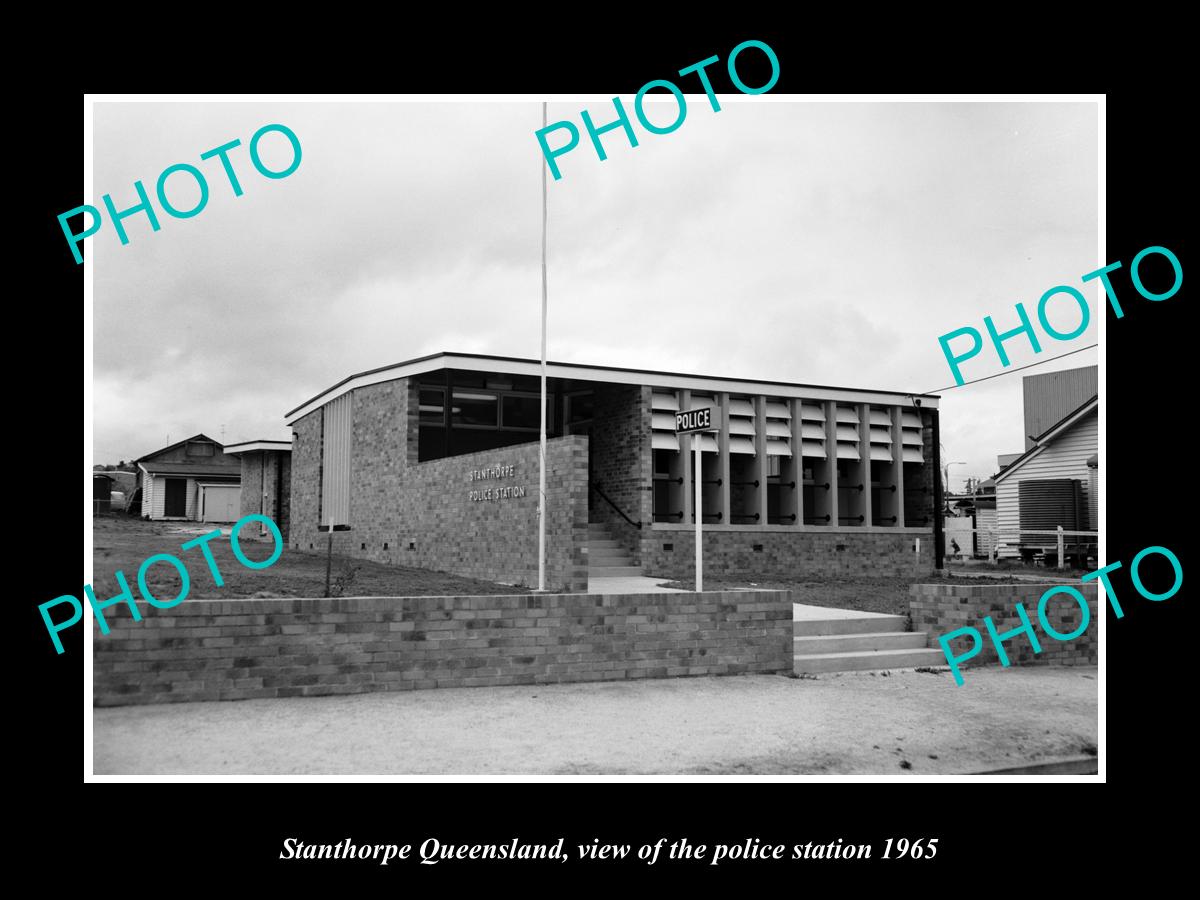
[[1022, 366, 1097, 449], [321, 393, 353, 526]]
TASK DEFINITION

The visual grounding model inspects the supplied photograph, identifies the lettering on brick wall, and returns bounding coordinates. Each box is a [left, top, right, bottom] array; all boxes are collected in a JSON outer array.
[[467, 463, 527, 501]]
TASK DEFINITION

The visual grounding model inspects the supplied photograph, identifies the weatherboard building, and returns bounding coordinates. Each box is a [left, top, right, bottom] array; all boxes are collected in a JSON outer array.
[[284, 352, 943, 592]]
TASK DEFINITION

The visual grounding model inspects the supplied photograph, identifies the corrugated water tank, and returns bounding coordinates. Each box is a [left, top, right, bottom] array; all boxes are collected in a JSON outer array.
[[1018, 479, 1087, 546]]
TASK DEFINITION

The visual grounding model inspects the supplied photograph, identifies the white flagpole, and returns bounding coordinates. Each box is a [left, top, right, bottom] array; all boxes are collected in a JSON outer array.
[[538, 101, 548, 592]]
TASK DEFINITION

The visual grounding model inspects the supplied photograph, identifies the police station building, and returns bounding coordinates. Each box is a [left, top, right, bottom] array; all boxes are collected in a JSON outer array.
[[285, 352, 942, 592]]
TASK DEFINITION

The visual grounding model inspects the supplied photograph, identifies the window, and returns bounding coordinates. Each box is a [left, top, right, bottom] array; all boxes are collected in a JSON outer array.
[[186, 440, 215, 457], [452, 391, 499, 427], [419, 389, 445, 425], [566, 392, 594, 427], [501, 395, 548, 431]]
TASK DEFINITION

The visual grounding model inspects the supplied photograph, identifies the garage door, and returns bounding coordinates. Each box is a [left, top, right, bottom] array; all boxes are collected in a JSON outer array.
[[200, 485, 241, 522]]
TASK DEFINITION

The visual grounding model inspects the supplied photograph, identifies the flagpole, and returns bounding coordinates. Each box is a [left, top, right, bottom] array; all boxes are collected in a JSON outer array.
[[538, 101, 548, 592]]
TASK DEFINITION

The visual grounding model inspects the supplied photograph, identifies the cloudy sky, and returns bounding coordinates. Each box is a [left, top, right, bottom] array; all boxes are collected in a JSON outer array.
[[92, 99, 1098, 491]]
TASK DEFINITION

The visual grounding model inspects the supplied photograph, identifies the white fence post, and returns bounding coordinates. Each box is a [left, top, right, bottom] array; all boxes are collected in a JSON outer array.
[[1057, 525, 1065, 569]]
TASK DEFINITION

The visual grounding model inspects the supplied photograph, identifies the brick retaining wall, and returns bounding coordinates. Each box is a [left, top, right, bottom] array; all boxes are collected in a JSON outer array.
[[93, 590, 793, 706], [910, 582, 1097, 667], [642, 527, 935, 579]]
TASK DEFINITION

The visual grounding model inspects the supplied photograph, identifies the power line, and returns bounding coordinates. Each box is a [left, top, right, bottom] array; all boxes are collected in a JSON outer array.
[[920, 343, 1098, 396]]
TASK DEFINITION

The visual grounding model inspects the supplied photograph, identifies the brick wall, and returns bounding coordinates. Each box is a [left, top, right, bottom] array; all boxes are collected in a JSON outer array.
[[290, 380, 590, 592], [641, 527, 935, 579], [910, 582, 1097, 667], [92, 589, 793, 706], [588, 383, 652, 561], [237, 450, 292, 542]]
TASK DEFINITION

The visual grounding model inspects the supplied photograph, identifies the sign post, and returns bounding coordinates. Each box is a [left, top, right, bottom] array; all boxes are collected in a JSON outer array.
[[675, 407, 714, 592]]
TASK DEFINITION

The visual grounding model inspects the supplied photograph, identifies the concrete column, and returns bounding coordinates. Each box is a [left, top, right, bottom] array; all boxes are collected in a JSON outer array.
[[790, 398, 804, 526], [892, 406, 906, 527], [859, 403, 872, 527], [718, 392, 731, 525], [824, 400, 839, 527], [754, 395, 768, 525]]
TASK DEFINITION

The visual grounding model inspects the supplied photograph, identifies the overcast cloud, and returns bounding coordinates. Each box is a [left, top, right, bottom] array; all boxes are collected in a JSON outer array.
[[92, 99, 1098, 490]]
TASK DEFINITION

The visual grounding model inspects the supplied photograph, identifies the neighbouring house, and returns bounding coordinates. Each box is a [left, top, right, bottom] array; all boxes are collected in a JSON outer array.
[[994, 378, 1098, 562], [134, 434, 242, 522], [93, 470, 137, 512], [283, 351, 943, 592], [224, 439, 292, 541]]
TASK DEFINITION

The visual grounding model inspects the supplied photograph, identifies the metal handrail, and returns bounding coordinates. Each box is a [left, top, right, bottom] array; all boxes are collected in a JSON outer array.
[[589, 481, 642, 529]]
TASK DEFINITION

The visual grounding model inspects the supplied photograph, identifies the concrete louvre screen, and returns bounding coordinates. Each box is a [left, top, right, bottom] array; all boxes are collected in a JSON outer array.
[[909, 582, 1098, 667], [93, 590, 793, 706]]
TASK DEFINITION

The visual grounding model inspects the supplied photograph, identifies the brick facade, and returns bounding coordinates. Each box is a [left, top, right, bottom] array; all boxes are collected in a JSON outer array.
[[290, 380, 590, 592], [641, 527, 935, 579], [287, 370, 940, 589], [589, 383, 652, 561], [910, 582, 1098, 667], [237, 449, 291, 541], [92, 589, 793, 706]]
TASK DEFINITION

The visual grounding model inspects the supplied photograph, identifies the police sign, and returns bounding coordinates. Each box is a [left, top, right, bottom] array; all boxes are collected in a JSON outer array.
[[675, 408, 713, 434]]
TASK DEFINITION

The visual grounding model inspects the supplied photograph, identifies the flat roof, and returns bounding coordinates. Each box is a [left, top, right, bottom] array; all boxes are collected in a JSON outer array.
[[225, 439, 293, 455], [285, 351, 940, 425]]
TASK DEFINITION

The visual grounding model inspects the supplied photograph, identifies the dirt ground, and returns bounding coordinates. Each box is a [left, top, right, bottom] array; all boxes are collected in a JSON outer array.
[[92, 666, 1098, 776], [92, 514, 529, 599]]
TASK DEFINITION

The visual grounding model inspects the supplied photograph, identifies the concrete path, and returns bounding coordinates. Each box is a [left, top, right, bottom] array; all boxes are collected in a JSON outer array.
[[93, 667, 1097, 776], [588, 575, 687, 594], [793, 602, 895, 621]]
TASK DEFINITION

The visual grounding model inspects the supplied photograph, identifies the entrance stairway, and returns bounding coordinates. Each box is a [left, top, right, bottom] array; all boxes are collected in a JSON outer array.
[[588, 522, 642, 578], [793, 608, 945, 674]]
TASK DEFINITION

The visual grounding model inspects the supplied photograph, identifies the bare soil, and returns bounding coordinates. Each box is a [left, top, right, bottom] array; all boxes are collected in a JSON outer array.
[[92, 667, 1099, 776], [91, 514, 529, 599]]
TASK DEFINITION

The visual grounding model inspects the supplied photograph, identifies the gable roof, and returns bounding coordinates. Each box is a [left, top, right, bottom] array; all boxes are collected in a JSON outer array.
[[994, 395, 1098, 485], [135, 433, 223, 464], [138, 462, 240, 477]]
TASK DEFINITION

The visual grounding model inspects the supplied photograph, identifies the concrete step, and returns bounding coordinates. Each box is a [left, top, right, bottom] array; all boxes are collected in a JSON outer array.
[[589, 565, 643, 577], [793, 647, 946, 674], [794, 631, 929, 654], [588, 539, 623, 551], [591, 555, 634, 567], [793, 614, 908, 637], [589, 544, 631, 557]]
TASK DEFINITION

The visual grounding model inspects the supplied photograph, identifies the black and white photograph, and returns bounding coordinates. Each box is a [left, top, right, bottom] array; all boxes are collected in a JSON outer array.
[[75, 89, 1120, 782]]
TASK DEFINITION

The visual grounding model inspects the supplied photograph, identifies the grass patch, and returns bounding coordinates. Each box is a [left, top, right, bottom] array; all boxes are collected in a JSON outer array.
[[92, 516, 531, 599]]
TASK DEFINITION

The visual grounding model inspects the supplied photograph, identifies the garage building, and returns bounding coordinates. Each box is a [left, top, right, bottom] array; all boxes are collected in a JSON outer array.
[[134, 433, 242, 522]]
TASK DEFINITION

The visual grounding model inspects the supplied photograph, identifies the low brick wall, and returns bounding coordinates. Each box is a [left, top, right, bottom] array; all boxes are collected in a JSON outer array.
[[93, 590, 793, 706], [642, 527, 935, 579], [910, 582, 1097, 667]]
